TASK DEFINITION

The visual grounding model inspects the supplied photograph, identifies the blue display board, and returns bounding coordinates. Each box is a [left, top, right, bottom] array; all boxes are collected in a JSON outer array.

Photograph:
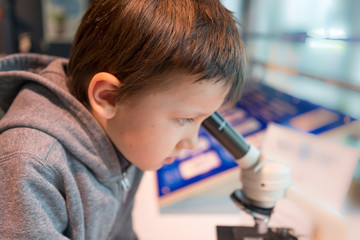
[[156, 81, 356, 203]]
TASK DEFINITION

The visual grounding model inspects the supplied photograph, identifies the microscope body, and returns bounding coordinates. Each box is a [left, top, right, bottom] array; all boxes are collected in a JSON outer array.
[[202, 111, 291, 210], [202, 111, 292, 238], [203, 111, 347, 240]]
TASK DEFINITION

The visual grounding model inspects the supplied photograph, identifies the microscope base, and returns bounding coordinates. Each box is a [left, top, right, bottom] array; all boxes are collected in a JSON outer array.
[[216, 226, 298, 240]]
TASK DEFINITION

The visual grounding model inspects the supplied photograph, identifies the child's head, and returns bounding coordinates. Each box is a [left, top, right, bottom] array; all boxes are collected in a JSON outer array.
[[67, 0, 246, 170], [67, 0, 245, 108]]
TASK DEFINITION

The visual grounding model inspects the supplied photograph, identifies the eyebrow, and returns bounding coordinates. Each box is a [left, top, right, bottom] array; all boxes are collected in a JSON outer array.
[[180, 108, 214, 118]]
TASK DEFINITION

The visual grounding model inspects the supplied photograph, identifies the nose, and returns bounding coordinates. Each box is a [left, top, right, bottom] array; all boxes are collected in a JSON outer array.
[[176, 129, 199, 150]]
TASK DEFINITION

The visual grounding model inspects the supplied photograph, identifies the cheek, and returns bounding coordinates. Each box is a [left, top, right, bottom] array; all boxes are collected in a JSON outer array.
[[118, 120, 180, 158]]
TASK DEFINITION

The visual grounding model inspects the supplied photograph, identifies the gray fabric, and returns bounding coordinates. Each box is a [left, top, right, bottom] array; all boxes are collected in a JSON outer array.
[[0, 53, 144, 240]]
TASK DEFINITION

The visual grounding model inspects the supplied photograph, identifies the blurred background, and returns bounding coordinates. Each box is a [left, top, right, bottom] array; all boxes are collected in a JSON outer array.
[[222, 0, 360, 119]]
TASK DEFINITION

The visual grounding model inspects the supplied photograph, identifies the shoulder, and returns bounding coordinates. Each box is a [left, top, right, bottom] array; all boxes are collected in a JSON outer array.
[[0, 127, 66, 168], [0, 127, 72, 199]]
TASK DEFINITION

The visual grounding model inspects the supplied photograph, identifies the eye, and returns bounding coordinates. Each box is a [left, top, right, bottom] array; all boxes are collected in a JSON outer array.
[[177, 118, 194, 126]]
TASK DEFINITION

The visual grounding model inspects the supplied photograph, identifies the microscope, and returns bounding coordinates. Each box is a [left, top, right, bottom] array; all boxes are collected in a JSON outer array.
[[202, 111, 347, 240], [202, 111, 295, 239]]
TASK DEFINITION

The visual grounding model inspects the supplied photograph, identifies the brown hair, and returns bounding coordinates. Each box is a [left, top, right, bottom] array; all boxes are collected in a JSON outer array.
[[67, 0, 246, 107]]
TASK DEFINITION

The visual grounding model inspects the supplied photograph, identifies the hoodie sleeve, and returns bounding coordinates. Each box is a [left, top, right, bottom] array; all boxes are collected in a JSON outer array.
[[0, 151, 70, 239]]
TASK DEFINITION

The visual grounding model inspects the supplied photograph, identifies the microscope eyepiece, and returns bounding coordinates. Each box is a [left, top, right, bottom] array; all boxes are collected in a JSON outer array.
[[202, 111, 250, 159]]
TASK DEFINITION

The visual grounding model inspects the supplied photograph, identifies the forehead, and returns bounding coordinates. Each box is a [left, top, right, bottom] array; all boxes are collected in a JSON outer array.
[[156, 71, 230, 98], [127, 72, 230, 114]]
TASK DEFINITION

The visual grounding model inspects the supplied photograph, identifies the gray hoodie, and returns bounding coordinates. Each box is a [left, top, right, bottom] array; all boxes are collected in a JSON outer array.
[[0, 53, 144, 240]]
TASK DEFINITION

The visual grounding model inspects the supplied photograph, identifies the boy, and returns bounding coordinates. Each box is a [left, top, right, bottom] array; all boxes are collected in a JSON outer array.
[[0, 0, 245, 239]]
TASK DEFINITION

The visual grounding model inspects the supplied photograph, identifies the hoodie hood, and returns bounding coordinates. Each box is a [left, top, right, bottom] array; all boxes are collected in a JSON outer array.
[[0, 53, 123, 181]]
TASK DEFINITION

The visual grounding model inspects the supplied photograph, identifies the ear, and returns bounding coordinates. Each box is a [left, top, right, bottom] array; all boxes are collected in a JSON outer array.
[[88, 72, 121, 119]]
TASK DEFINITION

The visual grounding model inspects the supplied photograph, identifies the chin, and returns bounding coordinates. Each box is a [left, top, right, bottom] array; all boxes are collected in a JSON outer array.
[[152, 164, 164, 171], [137, 164, 163, 171]]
